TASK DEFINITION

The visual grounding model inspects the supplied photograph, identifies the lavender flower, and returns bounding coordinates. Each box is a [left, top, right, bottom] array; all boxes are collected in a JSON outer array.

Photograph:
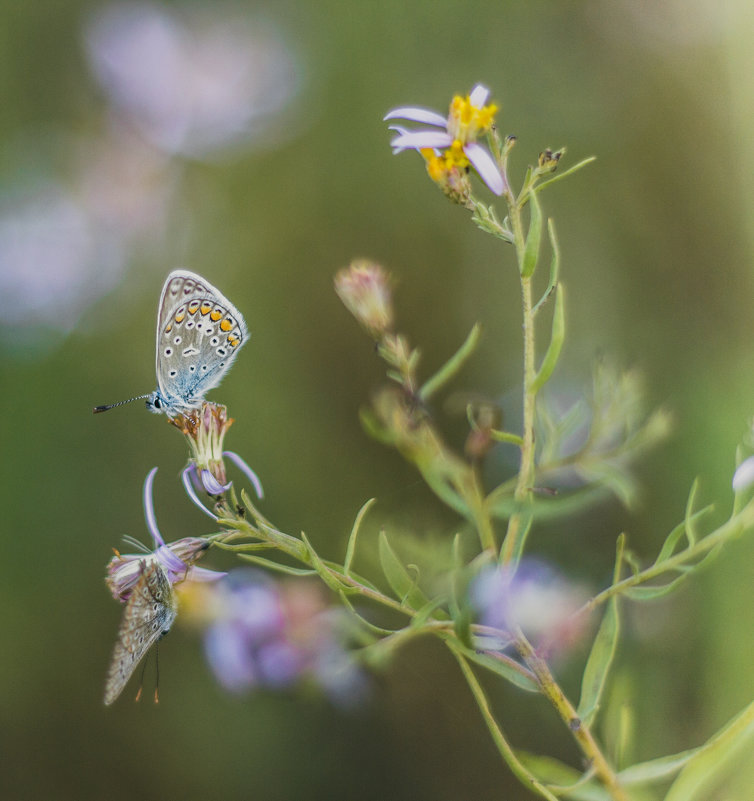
[[106, 466, 225, 602], [470, 559, 587, 654], [385, 84, 505, 198], [180, 570, 365, 703], [172, 402, 264, 518]]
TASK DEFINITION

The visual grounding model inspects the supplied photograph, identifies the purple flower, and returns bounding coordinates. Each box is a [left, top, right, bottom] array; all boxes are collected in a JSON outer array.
[[385, 84, 505, 197], [470, 559, 587, 653], [190, 571, 365, 703], [106, 467, 225, 602]]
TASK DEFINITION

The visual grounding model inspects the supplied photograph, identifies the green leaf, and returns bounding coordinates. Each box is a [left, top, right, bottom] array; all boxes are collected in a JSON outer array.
[[533, 155, 597, 194], [238, 554, 316, 576], [378, 531, 429, 609], [449, 533, 472, 646], [617, 746, 701, 785], [489, 428, 524, 446], [577, 597, 620, 727], [515, 752, 609, 800], [521, 189, 543, 278], [344, 497, 376, 577], [530, 284, 565, 393], [532, 218, 561, 316], [683, 477, 702, 545], [419, 323, 482, 402], [457, 646, 539, 693], [301, 532, 350, 592], [664, 699, 754, 801]]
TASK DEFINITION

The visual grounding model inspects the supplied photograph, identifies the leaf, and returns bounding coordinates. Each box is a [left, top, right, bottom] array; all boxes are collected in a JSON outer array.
[[378, 531, 429, 609], [577, 597, 620, 727], [449, 533, 472, 646], [419, 323, 482, 402], [238, 554, 316, 576], [521, 189, 543, 278], [301, 532, 350, 592], [530, 284, 565, 393], [458, 646, 539, 693], [344, 497, 376, 577], [515, 752, 609, 800], [533, 156, 597, 194], [664, 699, 754, 801], [577, 535, 623, 726], [532, 218, 561, 316], [617, 746, 701, 785]]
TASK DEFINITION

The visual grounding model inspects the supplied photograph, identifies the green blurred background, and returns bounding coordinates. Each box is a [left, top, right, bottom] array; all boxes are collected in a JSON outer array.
[[2, 0, 754, 798]]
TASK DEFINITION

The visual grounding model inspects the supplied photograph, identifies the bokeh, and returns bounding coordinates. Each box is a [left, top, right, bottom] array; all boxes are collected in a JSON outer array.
[[2, 0, 753, 798]]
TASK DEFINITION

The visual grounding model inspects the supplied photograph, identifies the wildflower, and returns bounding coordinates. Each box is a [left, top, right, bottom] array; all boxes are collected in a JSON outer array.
[[84, 3, 299, 159], [106, 467, 225, 602], [179, 570, 365, 704], [733, 455, 754, 491], [334, 260, 394, 340], [470, 559, 588, 654], [385, 84, 505, 197], [171, 402, 264, 518]]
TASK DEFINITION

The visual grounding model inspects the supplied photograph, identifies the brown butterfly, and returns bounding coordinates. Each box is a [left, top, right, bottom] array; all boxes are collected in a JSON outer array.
[[104, 559, 178, 706]]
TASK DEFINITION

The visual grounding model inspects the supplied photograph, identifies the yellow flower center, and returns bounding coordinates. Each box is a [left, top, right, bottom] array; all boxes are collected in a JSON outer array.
[[447, 93, 498, 144]]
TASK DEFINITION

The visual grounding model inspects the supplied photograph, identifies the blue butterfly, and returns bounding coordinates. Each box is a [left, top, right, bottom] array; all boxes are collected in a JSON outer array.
[[94, 270, 248, 417]]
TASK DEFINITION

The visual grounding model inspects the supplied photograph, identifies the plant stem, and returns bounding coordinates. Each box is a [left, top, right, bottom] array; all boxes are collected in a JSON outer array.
[[500, 196, 537, 564], [451, 647, 561, 801], [514, 631, 631, 801]]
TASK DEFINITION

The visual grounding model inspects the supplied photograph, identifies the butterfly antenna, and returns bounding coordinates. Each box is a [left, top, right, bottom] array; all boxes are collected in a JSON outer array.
[[93, 394, 151, 414], [121, 535, 150, 553], [154, 644, 161, 704]]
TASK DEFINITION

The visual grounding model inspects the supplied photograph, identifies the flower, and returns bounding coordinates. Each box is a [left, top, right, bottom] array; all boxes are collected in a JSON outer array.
[[171, 402, 264, 518], [334, 260, 394, 339], [385, 84, 505, 197], [106, 466, 225, 602], [179, 570, 365, 704], [733, 455, 754, 491], [470, 559, 588, 654], [84, 3, 300, 159]]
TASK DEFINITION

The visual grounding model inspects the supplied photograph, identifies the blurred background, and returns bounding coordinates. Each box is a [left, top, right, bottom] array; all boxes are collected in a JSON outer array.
[[1, 0, 753, 798]]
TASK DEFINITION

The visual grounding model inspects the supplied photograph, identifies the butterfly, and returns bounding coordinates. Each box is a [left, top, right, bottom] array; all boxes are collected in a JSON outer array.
[[94, 269, 249, 417], [104, 559, 178, 705]]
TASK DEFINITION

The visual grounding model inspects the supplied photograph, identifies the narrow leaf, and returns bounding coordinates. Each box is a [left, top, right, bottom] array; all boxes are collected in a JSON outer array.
[[534, 156, 597, 194], [378, 531, 429, 609], [344, 497, 376, 577], [521, 189, 543, 278], [530, 284, 565, 393], [458, 646, 539, 693], [419, 323, 482, 402], [577, 598, 619, 726], [532, 218, 561, 316], [238, 554, 316, 576], [684, 477, 701, 545], [301, 532, 350, 592], [665, 699, 754, 801]]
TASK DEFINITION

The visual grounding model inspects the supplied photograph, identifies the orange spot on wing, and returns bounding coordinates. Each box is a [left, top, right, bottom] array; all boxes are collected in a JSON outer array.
[[210, 309, 222, 321], [200, 302, 212, 315], [220, 319, 233, 332]]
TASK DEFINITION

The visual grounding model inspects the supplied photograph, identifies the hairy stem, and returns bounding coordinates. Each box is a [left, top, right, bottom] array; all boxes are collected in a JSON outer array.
[[514, 631, 631, 801]]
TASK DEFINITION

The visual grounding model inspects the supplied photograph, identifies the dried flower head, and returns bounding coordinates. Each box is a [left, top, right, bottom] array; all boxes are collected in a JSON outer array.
[[335, 260, 394, 339]]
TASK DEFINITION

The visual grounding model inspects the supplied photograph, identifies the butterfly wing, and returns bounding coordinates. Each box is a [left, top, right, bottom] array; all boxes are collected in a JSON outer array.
[[154, 270, 249, 413], [104, 560, 178, 705]]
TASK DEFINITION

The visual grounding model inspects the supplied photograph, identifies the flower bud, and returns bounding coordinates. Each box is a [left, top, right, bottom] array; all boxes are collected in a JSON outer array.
[[335, 260, 394, 339]]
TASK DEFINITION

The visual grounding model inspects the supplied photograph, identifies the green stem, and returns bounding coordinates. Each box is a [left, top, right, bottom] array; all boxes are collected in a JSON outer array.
[[576, 499, 754, 615], [514, 631, 631, 801], [500, 197, 537, 564], [451, 646, 561, 801]]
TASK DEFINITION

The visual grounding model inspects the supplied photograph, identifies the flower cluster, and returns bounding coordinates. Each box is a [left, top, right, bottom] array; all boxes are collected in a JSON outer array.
[[178, 570, 365, 704]]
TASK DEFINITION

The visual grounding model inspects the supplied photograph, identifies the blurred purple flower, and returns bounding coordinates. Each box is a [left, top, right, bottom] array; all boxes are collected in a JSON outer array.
[[470, 559, 588, 653], [84, 2, 300, 158], [106, 466, 225, 602], [185, 570, 365, 703]]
